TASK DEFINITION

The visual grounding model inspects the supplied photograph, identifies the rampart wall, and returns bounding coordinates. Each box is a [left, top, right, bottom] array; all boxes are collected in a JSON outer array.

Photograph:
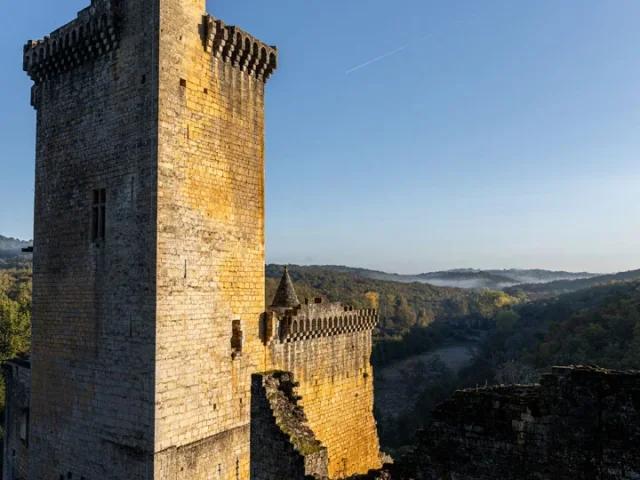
[[265, 302, 382, 478]]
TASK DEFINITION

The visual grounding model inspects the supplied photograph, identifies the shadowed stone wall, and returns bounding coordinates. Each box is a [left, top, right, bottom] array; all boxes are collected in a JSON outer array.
[[2, 359, 31, 480], [25, 1, 158, 478], [397, 366, 640, 480]]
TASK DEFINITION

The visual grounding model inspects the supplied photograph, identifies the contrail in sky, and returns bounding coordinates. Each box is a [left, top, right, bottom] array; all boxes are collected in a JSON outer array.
[[345, 13, 481, 75], [345, 35, 432, 74]]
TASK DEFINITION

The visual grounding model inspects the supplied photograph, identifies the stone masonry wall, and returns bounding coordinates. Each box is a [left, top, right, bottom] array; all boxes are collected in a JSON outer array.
[[401, 366, 640, 480], [2, 359, 31, 480], [266, 305, 381, 478], [25, 0, 158, 478], [154, 2, 276, 479], [21, 1, 384, 479], [250, 372, 328, 480], [23, 0, 279, 478]]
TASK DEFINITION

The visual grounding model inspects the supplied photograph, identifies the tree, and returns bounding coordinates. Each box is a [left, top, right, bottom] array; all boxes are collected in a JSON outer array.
[[0, 293, 31, 360], [495, 360, 534, 385], [495, 309, 520, 333], [392, 295, 416, 331], [446, 297, 469, 317], [364, 291, 380, 309], [580, 323, 608, 353], [471, 289, 517, 319], [417, 307, 435, 327], [623, 323, 640, 369]]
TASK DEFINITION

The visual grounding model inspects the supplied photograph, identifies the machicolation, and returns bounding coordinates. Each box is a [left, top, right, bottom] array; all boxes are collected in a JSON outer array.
[[203, 15, 277, 82], [23, 1, 122, 84]]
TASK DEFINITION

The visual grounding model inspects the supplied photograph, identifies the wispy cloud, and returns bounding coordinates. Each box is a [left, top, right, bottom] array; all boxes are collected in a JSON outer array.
[[345, 12, 481, 74]]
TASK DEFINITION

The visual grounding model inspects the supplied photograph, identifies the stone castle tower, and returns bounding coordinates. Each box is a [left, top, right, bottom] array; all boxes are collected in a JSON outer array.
[[6, 1, 381, 479]]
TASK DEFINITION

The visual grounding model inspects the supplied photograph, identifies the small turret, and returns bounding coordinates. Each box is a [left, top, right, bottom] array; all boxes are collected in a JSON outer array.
[[271, 266, 300, 309]]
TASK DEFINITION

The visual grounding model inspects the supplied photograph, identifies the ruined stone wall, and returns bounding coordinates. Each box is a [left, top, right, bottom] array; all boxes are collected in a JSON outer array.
[[403, 366, 640, 480], [250, 372, 328, 480], [25, 1, 159, 478], [153, 3, 276, 479], [266, 305, 382, 478], [2, 359, 31, 480]]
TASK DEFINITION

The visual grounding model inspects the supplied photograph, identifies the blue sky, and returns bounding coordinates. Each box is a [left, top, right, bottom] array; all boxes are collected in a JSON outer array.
[[2, 1, 640, 273]]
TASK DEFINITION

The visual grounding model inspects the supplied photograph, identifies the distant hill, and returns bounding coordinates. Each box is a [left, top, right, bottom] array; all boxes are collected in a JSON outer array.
[[265, 264, 474, 312], [265, 264, 520, 336], [0, 235, 31, 258], [312, 265, 598, 290], [506, 269, 640, 297]]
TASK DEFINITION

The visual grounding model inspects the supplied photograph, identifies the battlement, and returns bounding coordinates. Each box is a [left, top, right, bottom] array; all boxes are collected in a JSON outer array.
[[266, 301, 378, 344], [23, 5, 277, 86], [23, 0, 121, 84], [203, 15, 278, 82]]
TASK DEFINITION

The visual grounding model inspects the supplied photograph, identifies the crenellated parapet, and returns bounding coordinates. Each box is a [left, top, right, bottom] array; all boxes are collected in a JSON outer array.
[[264, 298, 378, 344], [23, 0, 122, 84], [203, 14, 278, 83]]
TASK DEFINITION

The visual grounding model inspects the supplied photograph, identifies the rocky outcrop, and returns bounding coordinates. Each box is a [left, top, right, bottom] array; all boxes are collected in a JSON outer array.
[[394, 365, 640, 480]]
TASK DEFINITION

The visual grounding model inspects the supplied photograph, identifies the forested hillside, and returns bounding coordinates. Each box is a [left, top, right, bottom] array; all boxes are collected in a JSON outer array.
[[266, 264, 520, 337], [0, 254, 32, 270], [0, 262, 32, 433], [506, 268, 640, 298], [2, 257, 639, 450], [476, 278, 640, 376], [381, 278, 640, 452], [308, 265, 598, 289], [0, 235, 31, 258]]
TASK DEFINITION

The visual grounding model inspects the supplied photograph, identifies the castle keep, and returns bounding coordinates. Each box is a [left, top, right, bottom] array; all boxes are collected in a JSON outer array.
[[5, 1, 381, 478]]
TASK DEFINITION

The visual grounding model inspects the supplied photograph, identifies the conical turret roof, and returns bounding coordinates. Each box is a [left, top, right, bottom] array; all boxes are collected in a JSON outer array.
[[271, 266, 300, 309]]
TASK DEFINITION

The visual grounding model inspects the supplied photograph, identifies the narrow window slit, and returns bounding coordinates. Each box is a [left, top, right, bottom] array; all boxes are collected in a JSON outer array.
[[92, 188, 106, 241], [231, 320, 243, 359]]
